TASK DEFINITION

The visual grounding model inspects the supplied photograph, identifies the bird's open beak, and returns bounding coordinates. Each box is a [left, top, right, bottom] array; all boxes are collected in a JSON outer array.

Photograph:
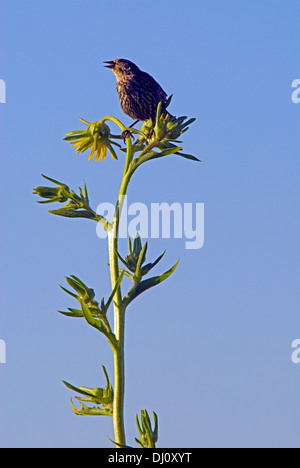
[[103, 60, 115, 69]]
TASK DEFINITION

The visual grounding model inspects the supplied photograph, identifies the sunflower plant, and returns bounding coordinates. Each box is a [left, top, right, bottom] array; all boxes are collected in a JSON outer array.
[[33, 99, 198, 448]]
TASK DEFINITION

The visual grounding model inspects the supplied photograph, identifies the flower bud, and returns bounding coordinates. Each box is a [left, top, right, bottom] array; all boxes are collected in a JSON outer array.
[[33, 183, 70, 204]]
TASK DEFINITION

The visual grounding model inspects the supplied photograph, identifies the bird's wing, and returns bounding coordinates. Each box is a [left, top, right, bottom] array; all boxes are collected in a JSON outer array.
[[144, 72, 168, 102], [123, 74, 168, 120], [140, 72, 167, 102]]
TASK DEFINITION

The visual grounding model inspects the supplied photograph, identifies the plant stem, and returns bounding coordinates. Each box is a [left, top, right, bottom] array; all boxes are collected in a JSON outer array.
[[104, 117, 133, 446], [112, 305, 126, 445], [108, 223, 126, 445]]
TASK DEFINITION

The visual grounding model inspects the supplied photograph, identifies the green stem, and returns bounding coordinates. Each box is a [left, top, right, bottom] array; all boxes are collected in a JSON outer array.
[[105, 116, 133, 447]]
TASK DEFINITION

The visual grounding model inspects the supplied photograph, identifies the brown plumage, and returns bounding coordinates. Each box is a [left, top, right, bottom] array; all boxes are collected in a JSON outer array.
[[104, 58, 169, 123]]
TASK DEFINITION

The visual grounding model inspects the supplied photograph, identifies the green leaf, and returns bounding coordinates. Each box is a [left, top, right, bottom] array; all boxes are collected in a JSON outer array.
[[134, 241, 148, 281], [65, 276, 87, 297], [40, 174, 65, 186], [104, 271, 124, 313], [128, 236, 132, 255], [107, 436, 134, 448], [181, 117, 196, 128], [124, 259, 179, 306], [64, 129, 89, 136], [69, 274, 87, 287], [78, 186, 84, 199], [119, 268, 134, 281], [135, 410, 158, 448], [58, 307, 101, 318], [135, 438, 146, 448], [78, 117, 91, 125], [165, 94, 173, 109], [59, 285, 78, 299], [133, 233, 143, 256], [155, 101, 163, 128], [63, 365, 113, 410], [81, 301, 100, 328], [63, 381, 98, 399], [109, 139, 123, 148], [159, 146, 183, 157], [105, 141, 118, 160], [37, 198, 60, 204], [176, 152, 201, 162], [63, 133, 86, 141], [83, 180, 88, 199], [116, 251, 131, 271], [152, 411, 158, 442], [141, 250, 166, 276], [80, 301, 117, 346], [57, 308, 83, 318], [128, 145, 184, 175], [70, 399, 113, 417], [48, 208, 97, 219]]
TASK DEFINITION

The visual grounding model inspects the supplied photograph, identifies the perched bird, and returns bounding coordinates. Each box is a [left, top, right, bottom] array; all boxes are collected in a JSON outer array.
[[104, 58, 170, 125]]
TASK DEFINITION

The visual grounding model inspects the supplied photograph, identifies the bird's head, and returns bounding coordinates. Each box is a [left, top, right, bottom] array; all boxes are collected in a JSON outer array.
[[104, 59, 140, 80]]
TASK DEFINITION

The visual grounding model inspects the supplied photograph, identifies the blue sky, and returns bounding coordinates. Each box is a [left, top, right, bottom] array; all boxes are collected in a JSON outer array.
[[0, 0, 299, 448]]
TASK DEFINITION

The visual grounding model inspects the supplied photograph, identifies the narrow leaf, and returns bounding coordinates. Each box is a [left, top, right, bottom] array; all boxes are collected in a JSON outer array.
[[141, 250, 166, 276], [104, 271, 124, 313], [63, 381, 96, 398], [159, 146, 182, 157], [70, 399, 113, 417], [176, 152, 201, 162], [107, 436, 134, 448], [81, 301, 97, 327], [134, 242, 148, 281], [83, 180, 88, 199], [116, 251, 131, 270], [57, 308, 83, 318], [41, 174, 64, 185], [59, 285, 78, 299], [80, 301, 116, 346], [37, 199, 60, 204], [128, 236, 132, 255], [78, 117, 90, 125], [165, 94, 173, 109], [69, 275, 88, 289], [181, 117, 196, 128], [133, 233, 142, 255], [63, 133, 86, 141], [124, 259, 179, 306], [48, 208, 96, 219], [119, 268, 134, 281]]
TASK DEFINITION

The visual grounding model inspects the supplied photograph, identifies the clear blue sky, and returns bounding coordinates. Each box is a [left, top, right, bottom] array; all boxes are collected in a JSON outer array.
[[0, 0, 299, 448]]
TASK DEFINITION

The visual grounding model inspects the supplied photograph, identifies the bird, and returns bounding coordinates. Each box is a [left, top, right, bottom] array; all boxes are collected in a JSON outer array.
[[104, 58, 171, 127]]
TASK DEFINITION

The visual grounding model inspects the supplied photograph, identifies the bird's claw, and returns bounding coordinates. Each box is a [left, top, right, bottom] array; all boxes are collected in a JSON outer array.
[[146, 128, 155, 140], [122, 129, 135, 142]]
